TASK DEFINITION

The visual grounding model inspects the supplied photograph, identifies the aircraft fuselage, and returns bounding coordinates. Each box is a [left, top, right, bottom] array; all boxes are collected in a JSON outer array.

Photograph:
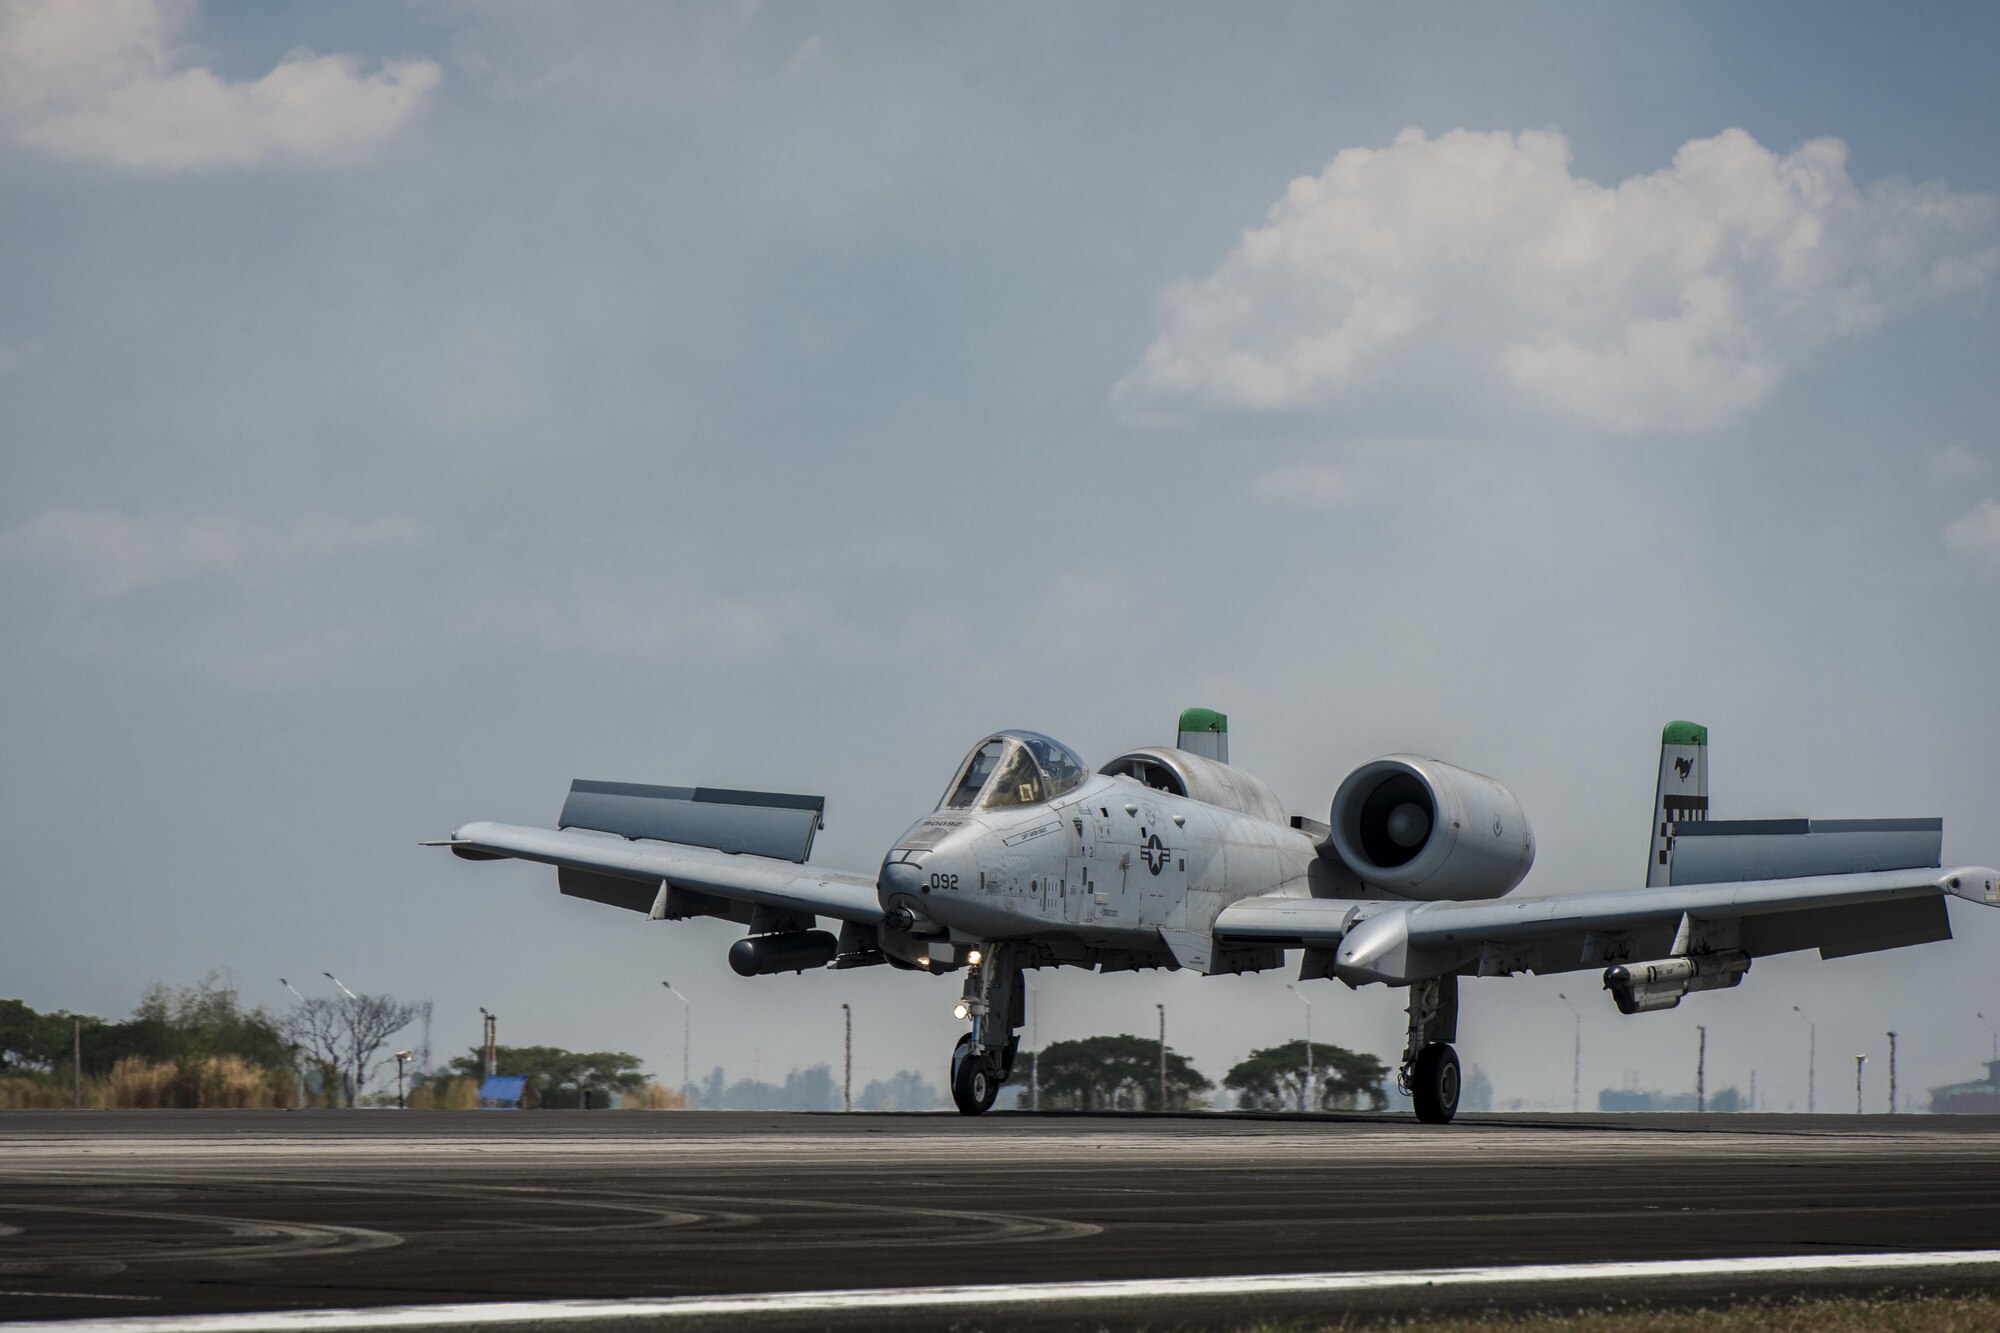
[[878, 771, 1314, 955]]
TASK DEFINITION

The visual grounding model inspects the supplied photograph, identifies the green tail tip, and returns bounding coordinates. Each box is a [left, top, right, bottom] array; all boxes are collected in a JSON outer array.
[[1179, 707, 1227, 734], [1661, 720, 1708, 746]]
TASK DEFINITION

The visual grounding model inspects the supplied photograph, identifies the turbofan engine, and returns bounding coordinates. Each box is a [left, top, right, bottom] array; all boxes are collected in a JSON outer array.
[[1328, 755, 1535, 900]]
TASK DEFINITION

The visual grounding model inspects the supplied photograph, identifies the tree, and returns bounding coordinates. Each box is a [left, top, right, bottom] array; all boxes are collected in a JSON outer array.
[[1223, 1039, 1389, 1112], [440, 1045, 648, 1109], [281, 989, 420, 1105], [858, 1070, 942, 1111], [336, 993, 422, 1104], [0, 999, 83, 1072], [1034, 1035, 1212, 1111], [279, 997, 345, 1103]]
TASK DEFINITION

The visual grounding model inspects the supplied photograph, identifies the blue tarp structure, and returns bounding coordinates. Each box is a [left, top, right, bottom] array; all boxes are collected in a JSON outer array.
[[477, 1075, 532, 1110]]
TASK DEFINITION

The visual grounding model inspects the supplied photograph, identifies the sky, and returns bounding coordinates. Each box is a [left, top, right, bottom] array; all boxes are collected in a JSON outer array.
[[3, 0, 1998, 1111]]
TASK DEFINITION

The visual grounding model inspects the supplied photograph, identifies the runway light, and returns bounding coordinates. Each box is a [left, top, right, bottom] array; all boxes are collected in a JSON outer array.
[[967, 949, 983, 967], [952, 1001, 971, 1021]]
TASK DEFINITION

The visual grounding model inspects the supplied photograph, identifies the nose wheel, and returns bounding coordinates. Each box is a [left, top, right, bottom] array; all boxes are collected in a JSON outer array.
[[948, 944, 1023, 1116], [951, 1034, 1000, 1115]]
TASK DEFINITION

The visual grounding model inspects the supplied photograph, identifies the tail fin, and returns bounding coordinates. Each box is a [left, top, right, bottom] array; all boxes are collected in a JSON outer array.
[[1177, 707, 1228, 764], [1647, 721, 1709, 887]]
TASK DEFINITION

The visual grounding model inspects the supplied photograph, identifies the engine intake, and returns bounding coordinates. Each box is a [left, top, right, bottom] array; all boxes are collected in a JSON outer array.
[[1328, 756, 1535, 900], [728, 930, 839, 977]]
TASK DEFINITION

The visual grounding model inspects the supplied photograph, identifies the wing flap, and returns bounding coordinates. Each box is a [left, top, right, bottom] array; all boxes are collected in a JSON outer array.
[[559, 780, 825, 863], [440, 820, 884, 925]]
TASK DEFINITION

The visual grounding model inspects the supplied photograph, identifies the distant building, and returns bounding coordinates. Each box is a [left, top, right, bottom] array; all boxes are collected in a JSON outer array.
[[1929, 1060, 2000, 1114], [477, 1075, 539, 1110], [1597, 1086, 1741, 1112]]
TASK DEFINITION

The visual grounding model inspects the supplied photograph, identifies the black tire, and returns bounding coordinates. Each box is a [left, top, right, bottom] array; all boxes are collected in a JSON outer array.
[[951, 1036, 998, 1115], [1411, 1042, 1461, 1124]]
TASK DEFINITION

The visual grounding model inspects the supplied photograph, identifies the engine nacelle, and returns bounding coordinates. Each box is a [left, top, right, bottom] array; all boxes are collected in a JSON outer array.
[[728, 930, 839, 977], [1328, 755, 1535, 900]]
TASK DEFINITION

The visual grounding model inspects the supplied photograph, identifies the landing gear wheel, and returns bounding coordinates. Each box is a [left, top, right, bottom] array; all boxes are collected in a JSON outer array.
[[950, 1035, 999, 1115], [1411, 1042, 1460, 1124]]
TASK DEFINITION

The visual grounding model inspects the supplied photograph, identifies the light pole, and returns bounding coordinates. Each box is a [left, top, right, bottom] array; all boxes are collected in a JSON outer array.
[[1793, 1005, 1816, 1113], [1286, 984, 1314, 1113], [660, 982, 690, 1103], [1854, 1053, 1867, 1114], [1556, 992, 1581, 1113], [1024, 978, 1039, 1112], [280, 978, 309, 1109], [1156, 1003, 1167, 1113], [394, 1050, 412, 1110], [841, 1003, 852, 1113], [1696, 1025, 1707, 1113], [1979, 1012, 1998, 1063], [478, 1007, 497, 1078], [1887, 1031, 1898, 1114]]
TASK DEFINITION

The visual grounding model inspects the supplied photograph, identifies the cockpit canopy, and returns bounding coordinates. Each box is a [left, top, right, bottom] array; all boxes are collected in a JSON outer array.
[[939, 730, 1088, 812]]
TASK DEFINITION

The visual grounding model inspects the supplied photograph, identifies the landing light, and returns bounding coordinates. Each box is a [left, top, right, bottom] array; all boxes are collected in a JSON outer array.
[[952, 1000, 971, 1021], [967, 949, 983, 967]]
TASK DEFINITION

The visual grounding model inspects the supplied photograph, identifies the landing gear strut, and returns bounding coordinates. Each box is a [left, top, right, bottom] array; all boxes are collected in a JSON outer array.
[[1399, 974, 1460, 1124], [950, 944, 1022, 1115]]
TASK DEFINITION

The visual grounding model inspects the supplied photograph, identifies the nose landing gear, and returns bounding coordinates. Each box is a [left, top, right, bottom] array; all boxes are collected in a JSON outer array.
[[1399, 973, 1461, 1124], [949, 943, 1023, 1116]]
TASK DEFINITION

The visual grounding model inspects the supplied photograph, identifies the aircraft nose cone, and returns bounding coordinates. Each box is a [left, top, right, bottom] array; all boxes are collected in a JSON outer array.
[[878, 859, 927, 905]]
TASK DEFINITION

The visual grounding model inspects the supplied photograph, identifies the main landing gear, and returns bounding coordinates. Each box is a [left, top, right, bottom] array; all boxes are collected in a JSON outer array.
[[950, 943, 1023, 1115], [1399, 974, 1461, 1124]]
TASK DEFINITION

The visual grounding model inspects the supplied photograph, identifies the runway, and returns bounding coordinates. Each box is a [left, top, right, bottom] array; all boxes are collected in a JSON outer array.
[[3, 1110, 1999, 1330]]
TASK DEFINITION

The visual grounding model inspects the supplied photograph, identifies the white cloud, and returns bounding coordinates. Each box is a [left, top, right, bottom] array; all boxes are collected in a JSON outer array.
[[1249, 460, 1350, 510], [1928, 445, 1988, 487], [1944, 498, 2000, 576], [0, 0, 439, 170], [1114, 128, 2000, 433], [0, 509, 422, 599]]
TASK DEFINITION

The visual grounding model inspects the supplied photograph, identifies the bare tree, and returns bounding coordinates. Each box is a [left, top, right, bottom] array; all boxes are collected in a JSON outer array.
[[280, 997, 344, 1104], [337, 993, 421, 1104], [281, 992, 421, 1106]]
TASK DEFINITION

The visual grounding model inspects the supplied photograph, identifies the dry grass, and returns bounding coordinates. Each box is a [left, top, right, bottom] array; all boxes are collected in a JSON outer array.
[[1241, 1292, 2000, 1332], [0, 1076, 98, 1109], [1, 1058, 295, 1109], [621, 1081, 688, 1110], [406, 1077, 482, 1110]]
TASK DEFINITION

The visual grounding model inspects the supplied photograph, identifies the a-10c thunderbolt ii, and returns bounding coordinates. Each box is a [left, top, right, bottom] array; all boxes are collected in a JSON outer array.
[[431, 711, 1998, 1122]]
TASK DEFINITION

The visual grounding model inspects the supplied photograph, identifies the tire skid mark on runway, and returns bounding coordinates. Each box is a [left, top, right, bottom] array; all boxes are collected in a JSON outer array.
[[0, 1204, 402, 1277]]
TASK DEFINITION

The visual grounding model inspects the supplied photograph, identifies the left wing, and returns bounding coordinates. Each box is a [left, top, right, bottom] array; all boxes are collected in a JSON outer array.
[[1214, 865, 2000, 985]]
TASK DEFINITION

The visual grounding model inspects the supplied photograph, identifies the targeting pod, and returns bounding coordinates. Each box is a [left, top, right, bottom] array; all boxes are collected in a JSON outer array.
[[1603, 950, 1751, 1015]]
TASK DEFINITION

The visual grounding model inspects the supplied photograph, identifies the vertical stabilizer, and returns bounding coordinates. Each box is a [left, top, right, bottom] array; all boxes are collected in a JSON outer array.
[[1647, 720, 1709, 887], [1177, 708, 1228, 764]]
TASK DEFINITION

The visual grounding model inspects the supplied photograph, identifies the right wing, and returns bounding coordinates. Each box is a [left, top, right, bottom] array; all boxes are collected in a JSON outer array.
[[1213, 865, 2000, 985], [433, 821, 884, 925]]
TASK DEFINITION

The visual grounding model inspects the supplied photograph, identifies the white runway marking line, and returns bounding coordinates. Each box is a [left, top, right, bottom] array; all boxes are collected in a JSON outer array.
[[13, 1250, 2000, 1331]]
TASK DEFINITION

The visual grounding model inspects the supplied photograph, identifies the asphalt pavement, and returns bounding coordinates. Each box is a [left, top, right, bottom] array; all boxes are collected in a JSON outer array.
[[3, 1109, 1998, 1329]]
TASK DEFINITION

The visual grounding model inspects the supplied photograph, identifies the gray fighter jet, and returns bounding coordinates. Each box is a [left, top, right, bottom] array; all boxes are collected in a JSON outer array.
[[431, 712, 1998, 1122]]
